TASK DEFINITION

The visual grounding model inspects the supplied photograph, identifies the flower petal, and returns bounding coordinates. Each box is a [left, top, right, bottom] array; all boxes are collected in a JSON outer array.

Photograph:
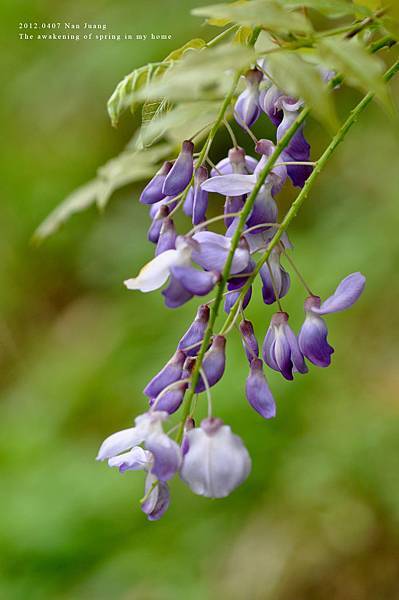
[[246, 358, 276, 419], [201, 173, 257, 196], [313, 272, 366, 315], [141, 473, 170, 521], [124, 249, 178, 293], [298, 314, 334, 367], [96, 427, 144, 461], [108, 446, 152, 472], [146, 432, 182, 481]]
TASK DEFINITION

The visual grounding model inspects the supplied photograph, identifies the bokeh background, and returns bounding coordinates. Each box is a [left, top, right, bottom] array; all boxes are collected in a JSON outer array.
[[1, 1, 399, 598]]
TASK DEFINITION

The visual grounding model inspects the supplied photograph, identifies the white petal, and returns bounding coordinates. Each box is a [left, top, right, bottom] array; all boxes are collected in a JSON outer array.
[[96, 427, 145, 461], [181, 426, 251, 498], [108, 447, 152, 471], [124, 249, 180, 293]]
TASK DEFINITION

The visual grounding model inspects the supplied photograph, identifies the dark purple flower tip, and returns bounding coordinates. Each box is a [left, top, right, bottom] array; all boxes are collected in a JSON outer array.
[[239, 319, 259, 363], [298, 314, 334, 367], [246, 358, 276, 419], [162, 140, 194, 196], [171, 266, 219, 297], [245, 68, 263, 85], [311, 272, 366, 315], [144, 350, 186, 399], [201, 416, 224, 435], [178, 304, 210, 356], [195, 335, 226, 393], [192, 165, 209, 226], [147, 205, 169, 244], [183, 186, 194, 217], [141, 476, 170, 521], [149, 381, 187, 414], [140, 161, 173, 205], [155, 218, 177, 256], [162, 276, 193, 308], [228, 146, 246, 169]]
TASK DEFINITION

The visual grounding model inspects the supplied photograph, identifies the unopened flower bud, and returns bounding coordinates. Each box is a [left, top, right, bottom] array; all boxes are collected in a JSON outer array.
[[195, 335, 226, 393], [144, 350, 186, 398], [162, 140, 194, 196], [140, 161, 173, 205], [245, 358, 276, 419], [178, 304, 210, 356], [155, 218, 177, 256], [239, 319, 259, 363]]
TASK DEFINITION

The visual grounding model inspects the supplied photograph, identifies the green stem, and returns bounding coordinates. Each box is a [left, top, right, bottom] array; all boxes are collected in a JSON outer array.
[[220, 59, 399, 334]]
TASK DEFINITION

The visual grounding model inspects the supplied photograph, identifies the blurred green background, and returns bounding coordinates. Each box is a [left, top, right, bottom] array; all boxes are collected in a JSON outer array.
[[1, 1, 399, 598]]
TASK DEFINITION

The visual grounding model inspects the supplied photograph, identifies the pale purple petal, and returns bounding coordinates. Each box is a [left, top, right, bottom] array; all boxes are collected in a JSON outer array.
[[201, 173, 257, 195], [246, 358, 276, 419], [96, 427, 144, 461], [141, 474, 170, 521], [313, 272, 366, 315], [145, 432, 182, 481], [140, 162, 172, 205], [108, 446, 152, 472], [195, 336, 226, 393], [171, 266, 219, 296], [178, 304, 209, 356], [180, 419, 251, 498], [239, 319, 259, 363]]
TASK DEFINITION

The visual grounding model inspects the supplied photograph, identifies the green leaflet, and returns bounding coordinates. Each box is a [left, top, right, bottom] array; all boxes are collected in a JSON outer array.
[[192, 0, 312, 34], [107, 38, 206, 127], [267, 51, 338, 131], [279, 0, 359, 19], [132, 43, 255, 103], [34, 145, 172, 241], [317, 38, 392, 111], [134, 102, 221, 149]]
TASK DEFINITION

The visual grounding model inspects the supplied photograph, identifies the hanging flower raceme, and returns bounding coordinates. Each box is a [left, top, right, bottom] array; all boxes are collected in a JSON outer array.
[[298, 272, 366, 366], [95, 36, 372, 520], [180, 417, 251, 498]]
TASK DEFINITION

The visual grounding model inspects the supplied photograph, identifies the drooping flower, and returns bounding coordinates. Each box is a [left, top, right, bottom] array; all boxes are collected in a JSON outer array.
[[178, 304, 210, 356], [180, 417, 251, 498], [97, 411, 182, 482], [147, 204, 170, 244], [245, 358, 276, 419], [234, 68, 263, 128], [195, 335, 226, 393], [149, 381, 187, 414], [140, 161, 173, 205], [124, 236, 193, 293], [263, 311, 308, 380], [224, 260, 254, 313], [298, 272, 366, 367], [276, 97, 312, 188], [259, 246, 290, 304], [162, 140, 194, 196]]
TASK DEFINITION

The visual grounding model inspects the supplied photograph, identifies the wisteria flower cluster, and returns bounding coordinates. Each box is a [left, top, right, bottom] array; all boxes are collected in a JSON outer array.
[[96, 63, 367, 520]]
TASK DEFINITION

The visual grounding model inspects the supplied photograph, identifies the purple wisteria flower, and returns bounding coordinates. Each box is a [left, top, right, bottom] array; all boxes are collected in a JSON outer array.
[[259, 247, 290, 305], [178, 304, 210, 356], [263, 311, 308, 380], [298, 272, 366, 366], [140, 161, 173, 205], [192, 165, 209, 225], [246, 358, 276, 419], [162, 140, 194, 196], [239, 319, 259, 363], [195, 335, 226, 393], [234, 68, 263, 129], [180, 417, 251, 498]]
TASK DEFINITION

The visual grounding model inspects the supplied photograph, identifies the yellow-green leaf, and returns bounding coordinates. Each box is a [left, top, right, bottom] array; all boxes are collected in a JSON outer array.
[[318, 38, 392, 110], [192, 0, 312, 34], [280, 0, 357, 18], [268, 51, 338, 131]]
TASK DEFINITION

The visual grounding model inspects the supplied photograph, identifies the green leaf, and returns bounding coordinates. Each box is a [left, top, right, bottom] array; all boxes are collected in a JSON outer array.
[[317, 38, 392, 110], [107, 66, 150, 127], [107, 39, 206, 127], [267, 51, 338, 131], [279, 0, 357, 18], [34, 145, 172, 240], [192, 0, 312, 34], [131, 43, 255, 103], [134, 101, 221, 148]]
